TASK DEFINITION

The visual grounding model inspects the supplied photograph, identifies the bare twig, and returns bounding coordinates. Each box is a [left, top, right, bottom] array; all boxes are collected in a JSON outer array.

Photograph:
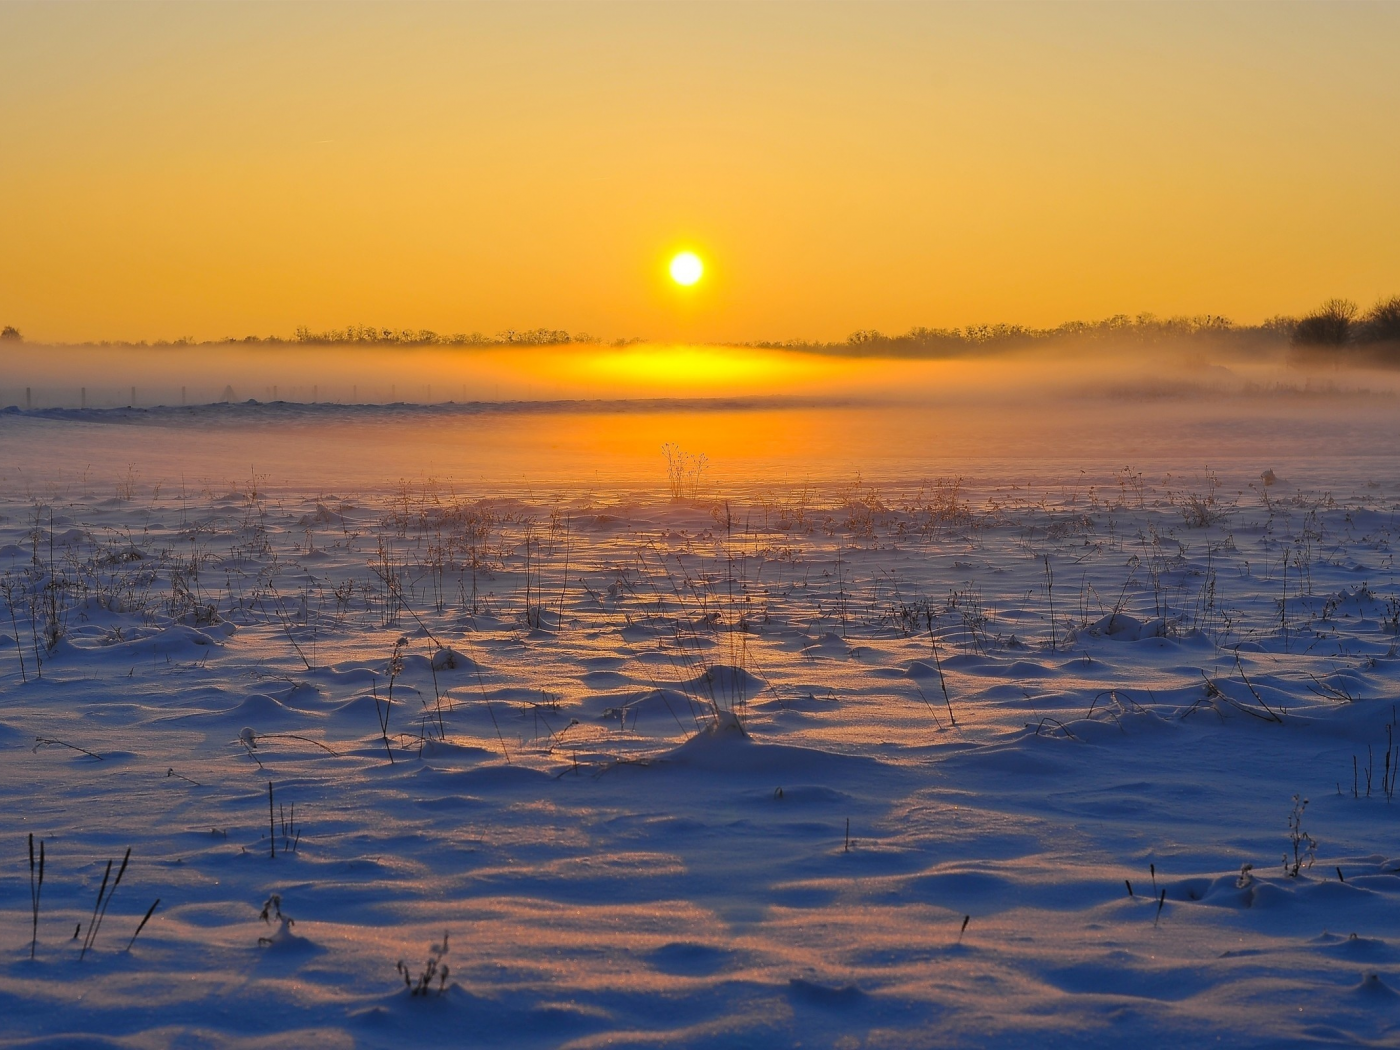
[[34, 737, 103, 760]]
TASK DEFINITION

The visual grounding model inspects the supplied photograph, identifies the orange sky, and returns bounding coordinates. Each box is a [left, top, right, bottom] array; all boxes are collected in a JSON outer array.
[[2, 1, 1397, 344]]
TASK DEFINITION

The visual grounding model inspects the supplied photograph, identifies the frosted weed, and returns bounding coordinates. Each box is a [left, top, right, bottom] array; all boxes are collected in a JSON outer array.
[[397, 931, 451, 997]]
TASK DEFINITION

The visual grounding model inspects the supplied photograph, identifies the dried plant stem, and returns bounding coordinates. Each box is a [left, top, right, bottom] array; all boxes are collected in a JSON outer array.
[[924, 609, 957, 727], [80, 847, 129, 960], [29, 834, 43, 959], [125, 899, 160, 952]]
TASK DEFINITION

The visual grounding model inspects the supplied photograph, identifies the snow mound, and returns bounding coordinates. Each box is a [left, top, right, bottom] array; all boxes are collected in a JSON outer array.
[[1353, 972, 1399, 999], [800, 633, 852, 658], [601, 688, 712, 725], [225, 693, 304, 725], [92, 622, 234, 655], [418, 739, 495, 762], [1080, 612, 1170, 641], [904, 659, 943, 680], [787, 978, 867, 1007], [258, 916, 321, 957], [645, 941, 742, 976], [430, 647, 477, 672], [661, 712, 878, 776], [319, 663, 382, 685], [679, 664, 767, 698]]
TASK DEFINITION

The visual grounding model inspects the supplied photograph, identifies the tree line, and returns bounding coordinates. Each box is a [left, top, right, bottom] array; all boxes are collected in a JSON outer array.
[[1288, 296, 1400, 355], [3, 298, 1398, 361]]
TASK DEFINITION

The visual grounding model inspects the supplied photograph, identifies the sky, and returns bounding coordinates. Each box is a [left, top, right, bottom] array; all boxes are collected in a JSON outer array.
[[1, 1, 1398, 345]]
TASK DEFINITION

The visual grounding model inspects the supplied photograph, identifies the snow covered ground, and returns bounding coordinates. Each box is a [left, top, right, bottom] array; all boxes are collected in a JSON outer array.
[[2, 395, 1400, 1048]]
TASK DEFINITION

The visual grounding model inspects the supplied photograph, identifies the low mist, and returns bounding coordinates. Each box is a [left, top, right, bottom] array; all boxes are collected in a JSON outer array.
[[1, 333, 1394, 411], [1, 334, 1396, 496]]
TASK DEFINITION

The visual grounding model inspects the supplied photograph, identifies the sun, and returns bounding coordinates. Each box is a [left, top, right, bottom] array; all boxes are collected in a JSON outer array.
[[669, 251, 704, 286]]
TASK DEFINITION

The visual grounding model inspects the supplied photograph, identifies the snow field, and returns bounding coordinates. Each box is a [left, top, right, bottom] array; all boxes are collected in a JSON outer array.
[[2, 444, 1400, 1047]]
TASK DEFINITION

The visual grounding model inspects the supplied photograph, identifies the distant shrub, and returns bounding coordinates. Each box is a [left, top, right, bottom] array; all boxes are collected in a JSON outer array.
[[0, 326, 21, 342], [781, 312, 1256, 360], [498, 328, 573, 345], [1292, 299, 1357, 346], [1359, 296, 1400, 344], [290, 325, 573, 347]]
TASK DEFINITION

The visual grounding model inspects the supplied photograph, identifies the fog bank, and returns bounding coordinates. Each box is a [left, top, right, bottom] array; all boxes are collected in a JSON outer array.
[[2, 336, 1393, 411]]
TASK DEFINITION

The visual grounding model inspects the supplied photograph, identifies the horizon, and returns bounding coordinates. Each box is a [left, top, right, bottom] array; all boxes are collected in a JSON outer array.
[[0, 295, 1392, 350]]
